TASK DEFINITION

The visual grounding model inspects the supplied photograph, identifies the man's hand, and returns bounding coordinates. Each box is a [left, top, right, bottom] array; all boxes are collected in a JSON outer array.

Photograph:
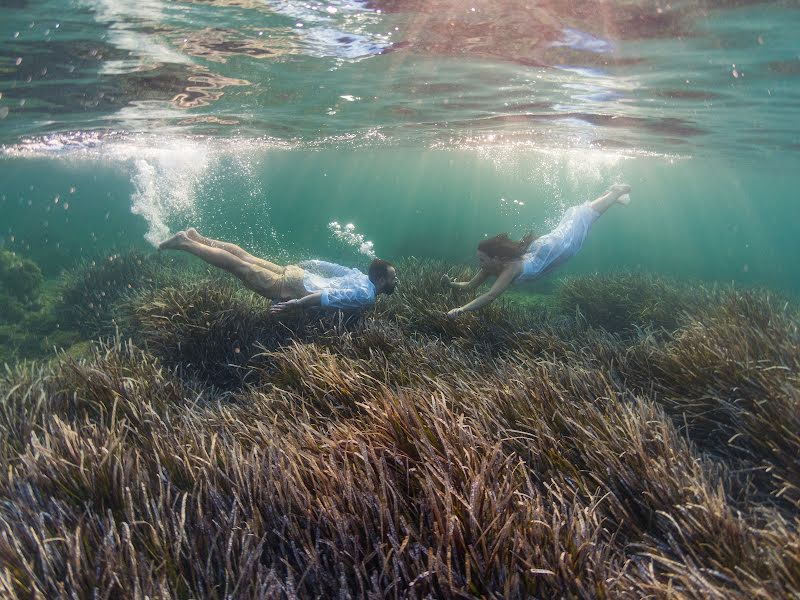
[[270, 299, 299, 314], [446, 307, 463, 319], [441, 274, 453, 287]]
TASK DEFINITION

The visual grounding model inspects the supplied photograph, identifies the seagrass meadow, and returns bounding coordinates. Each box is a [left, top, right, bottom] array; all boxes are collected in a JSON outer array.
[[0, 255, 798, 599], [4, 0, 800, 597]]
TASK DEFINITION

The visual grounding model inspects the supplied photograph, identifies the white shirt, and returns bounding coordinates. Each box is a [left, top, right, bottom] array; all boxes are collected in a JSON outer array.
[[298, 260, 376, 309]]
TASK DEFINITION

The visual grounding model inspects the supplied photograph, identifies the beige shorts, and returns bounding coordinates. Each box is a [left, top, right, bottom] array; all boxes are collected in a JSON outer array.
[[240, 264, 306, 301]]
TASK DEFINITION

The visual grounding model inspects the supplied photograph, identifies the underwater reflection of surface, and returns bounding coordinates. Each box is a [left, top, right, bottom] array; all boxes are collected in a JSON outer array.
[[171, 69, 249, 109], [172, 28, 297, 63]]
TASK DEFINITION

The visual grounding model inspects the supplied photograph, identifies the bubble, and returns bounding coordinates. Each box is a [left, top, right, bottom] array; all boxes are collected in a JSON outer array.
[[327, 221, 376, 258], [127, 142, 212, 246]]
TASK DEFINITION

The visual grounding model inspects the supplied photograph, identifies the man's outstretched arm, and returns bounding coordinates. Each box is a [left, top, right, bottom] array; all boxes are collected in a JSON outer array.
[[270, 292, 323, 314]]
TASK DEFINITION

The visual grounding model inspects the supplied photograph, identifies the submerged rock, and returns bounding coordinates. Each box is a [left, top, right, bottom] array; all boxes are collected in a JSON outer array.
[[0, 249, 43, 324]]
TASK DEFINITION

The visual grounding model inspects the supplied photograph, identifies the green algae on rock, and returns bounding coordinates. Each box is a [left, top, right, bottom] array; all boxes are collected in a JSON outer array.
[[0, 249, 43, 325]]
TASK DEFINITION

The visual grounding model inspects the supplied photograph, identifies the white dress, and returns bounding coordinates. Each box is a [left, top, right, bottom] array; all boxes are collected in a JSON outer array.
[[514, 203, 600, 283]]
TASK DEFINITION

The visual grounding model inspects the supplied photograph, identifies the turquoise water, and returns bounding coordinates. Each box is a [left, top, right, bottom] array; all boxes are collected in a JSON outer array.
[[1, 1, 800, 321], [2, 4, 800, 597]]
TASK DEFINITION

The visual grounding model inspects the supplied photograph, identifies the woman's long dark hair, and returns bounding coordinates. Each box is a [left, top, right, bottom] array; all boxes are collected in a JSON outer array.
[[477, 232, 536, 261]]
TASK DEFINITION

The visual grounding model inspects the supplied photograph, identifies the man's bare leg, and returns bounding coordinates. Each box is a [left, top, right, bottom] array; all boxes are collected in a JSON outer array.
[[185, 228, 283, 273], [588, 183, 631, 215], [159, 231, 257, 278]]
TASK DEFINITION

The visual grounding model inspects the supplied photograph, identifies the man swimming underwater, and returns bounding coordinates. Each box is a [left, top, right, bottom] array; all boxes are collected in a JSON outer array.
[[159, 228, 397, 313], [442, 184, 631, 317]]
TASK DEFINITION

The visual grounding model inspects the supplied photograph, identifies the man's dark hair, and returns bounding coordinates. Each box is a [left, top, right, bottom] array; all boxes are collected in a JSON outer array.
[[477, 232, 536, 261], [368, 258, 394, 284]]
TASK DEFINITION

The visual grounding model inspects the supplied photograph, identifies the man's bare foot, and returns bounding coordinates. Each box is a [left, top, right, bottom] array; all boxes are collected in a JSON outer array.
[[186, 227, 215, 246], [158, 230, 189, 250], [608, 183, 631, 205]]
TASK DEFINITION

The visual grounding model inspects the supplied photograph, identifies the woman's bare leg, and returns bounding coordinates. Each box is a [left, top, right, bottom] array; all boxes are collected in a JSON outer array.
[[588, 183, 631, 215], [185, 228, 283, 272], [159, 231, 258, 278]]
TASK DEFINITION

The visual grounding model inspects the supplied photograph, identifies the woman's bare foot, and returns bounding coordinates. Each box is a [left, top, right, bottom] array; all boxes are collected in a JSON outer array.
[[158, 230, 189, 250]]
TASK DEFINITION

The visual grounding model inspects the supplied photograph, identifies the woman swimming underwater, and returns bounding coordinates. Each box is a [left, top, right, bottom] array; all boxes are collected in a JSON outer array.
[[442, 183, 631, 318]]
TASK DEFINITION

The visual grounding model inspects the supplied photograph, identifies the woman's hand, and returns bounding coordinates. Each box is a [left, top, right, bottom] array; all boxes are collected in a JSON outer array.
[[441, 274, 453, 287], [446, 307, 463, 319], [270, 299, 299, 314]]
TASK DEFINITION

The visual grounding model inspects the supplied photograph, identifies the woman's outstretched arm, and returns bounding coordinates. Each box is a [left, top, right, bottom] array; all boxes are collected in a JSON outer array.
[[441, 269, 490, 291], [446, 266, 520, 318]]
